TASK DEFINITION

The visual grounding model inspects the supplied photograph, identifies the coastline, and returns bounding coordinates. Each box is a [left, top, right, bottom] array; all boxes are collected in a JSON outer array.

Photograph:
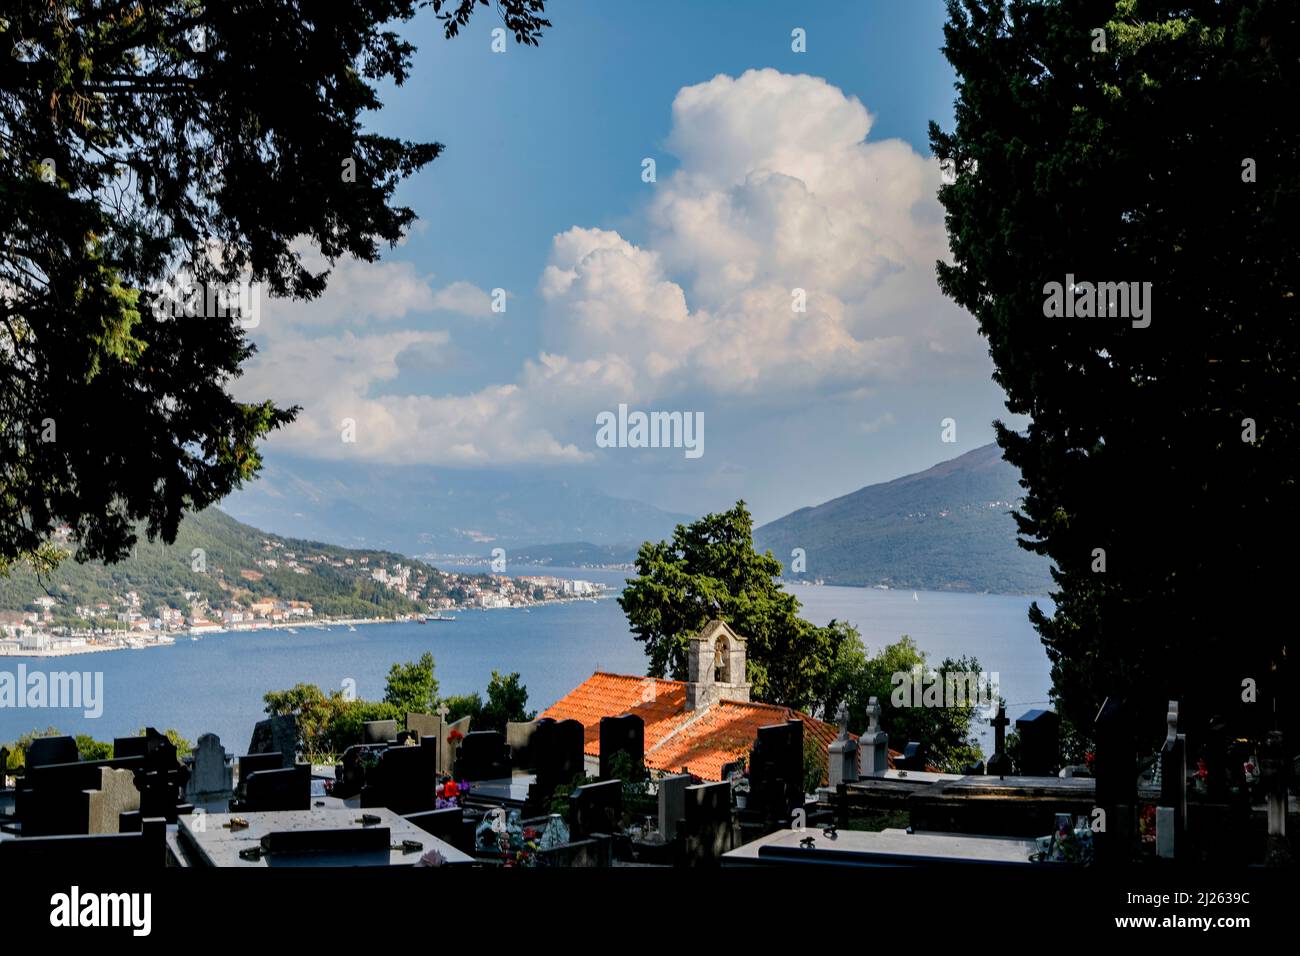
[[0, 592, 615, 660]]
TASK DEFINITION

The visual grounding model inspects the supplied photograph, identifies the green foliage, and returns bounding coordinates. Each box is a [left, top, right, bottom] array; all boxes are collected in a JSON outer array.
[[0, 1, 550, 570], [479, 671, 535, 733], [929, 0, 1299, 741], [548, 772, 592, 820], [1, 727, 62, 770], [384, 652, 440, 714], [441, 693, 483, 726], [619, 501, 855, 711], [76, 735, 113, 761]]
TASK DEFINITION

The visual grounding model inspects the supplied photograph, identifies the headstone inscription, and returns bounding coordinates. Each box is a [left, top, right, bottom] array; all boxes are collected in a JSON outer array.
[[599, 713, 645, 780], [570, 778, 623, 839], [1016, 709, 1061, 776], [859, 697, 889, 776], [828, 703, 859, 787], [453, 731, 511, 781], [986, 706, 1013, 777]]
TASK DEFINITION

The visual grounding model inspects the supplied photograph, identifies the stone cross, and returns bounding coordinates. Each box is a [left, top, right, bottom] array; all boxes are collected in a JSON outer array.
[[865, 698, 881, 736], [1157, 700, 1186, 860], [436, 702, 450, 721], [828, 703, 858, 788], [987, 706, 1014, 778], [835, 702, 851, 740]]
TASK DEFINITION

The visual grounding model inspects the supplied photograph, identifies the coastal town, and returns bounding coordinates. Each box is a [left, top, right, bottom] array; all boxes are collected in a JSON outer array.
[[0, 531, 606, 657]]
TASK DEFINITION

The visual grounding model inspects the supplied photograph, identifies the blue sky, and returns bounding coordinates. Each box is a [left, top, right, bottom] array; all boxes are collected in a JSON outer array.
[[235, 1, 1022, 525]]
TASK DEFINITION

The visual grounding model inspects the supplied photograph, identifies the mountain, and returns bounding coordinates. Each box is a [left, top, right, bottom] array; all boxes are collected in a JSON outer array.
[[753, 443, 1053, 594], [506, 542, 638, 568], [220, 456, 692, 556], [0, 508, 506, 622]]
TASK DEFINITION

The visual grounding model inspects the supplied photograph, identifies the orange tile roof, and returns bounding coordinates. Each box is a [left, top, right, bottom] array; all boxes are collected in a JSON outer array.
[[539, 671, 869, 784]]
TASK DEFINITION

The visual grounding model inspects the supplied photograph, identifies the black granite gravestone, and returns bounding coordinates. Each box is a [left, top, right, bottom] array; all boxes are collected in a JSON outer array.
[[25, 735, 78, 768], [453, 731, 511, 781], [1094, 696, 1137, 865], [530, 718, 586, 802], [598, 713, 645, 780], [747, 720, 804, 825], [896, 741, 927, 772], [405, 806, 474, 854], [360, 744, 435, 814], [113, 736, 149, 759], [363, 719, 400, 745], [570, 778, 623, 839], [234, 764, 310, 812], [130, 727, 192, 822], [1016, 709, 1061, 776], [247, 715, 297, 769], [680, 780, 734, 865]]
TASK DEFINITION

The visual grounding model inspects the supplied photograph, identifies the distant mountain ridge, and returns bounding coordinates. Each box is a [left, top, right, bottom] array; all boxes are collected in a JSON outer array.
[[753, 443, 1052, 594], [221, 456, 693, 556]]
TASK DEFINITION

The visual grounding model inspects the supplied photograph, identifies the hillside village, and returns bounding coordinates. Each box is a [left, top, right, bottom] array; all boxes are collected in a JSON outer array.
[[0, 514, 605, 656]]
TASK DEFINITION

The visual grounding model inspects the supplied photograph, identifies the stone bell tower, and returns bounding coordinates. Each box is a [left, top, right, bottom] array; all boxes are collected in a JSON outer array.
[[686, 619, 752, 712]]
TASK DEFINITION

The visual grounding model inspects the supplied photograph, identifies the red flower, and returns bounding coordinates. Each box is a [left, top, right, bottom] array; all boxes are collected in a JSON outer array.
[[448, 729, 465, 743]]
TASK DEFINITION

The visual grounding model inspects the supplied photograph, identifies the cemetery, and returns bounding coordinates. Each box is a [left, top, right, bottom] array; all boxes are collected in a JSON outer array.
[[0, 624, 1294, 870]]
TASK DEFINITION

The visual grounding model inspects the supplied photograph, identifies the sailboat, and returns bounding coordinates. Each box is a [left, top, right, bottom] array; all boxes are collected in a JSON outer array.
[[912, 592, 919, 601]]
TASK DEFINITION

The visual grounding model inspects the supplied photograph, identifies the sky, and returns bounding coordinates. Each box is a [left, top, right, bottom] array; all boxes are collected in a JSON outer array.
[[232, 0, 1022, 525]]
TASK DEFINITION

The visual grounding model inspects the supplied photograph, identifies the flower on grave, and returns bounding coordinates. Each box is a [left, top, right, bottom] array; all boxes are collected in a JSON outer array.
[[1195, 757, 1208, 780], [443, 779, 459, 797], [1084, 751, 1094, 767], [448, 728, 464, 743]]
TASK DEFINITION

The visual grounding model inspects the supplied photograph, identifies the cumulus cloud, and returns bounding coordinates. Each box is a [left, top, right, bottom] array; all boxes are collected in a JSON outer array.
[[240, 69, 977, 465]]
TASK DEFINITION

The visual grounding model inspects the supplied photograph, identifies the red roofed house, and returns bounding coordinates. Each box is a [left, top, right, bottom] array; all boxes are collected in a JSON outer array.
[[541, 620, 845, 783]]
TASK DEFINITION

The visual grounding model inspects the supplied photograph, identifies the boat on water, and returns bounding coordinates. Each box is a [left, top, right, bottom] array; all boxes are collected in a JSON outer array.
[[347, 624, 357, 632], [287, 627, 298, 634]]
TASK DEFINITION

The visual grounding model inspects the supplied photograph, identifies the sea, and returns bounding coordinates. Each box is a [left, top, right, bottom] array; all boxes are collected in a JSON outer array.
[[0, 565, 1055, 756]]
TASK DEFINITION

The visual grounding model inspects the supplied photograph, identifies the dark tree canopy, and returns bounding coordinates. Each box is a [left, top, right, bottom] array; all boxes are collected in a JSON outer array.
[[930, 0, 1298, 742], [0, 0, 548, 569]]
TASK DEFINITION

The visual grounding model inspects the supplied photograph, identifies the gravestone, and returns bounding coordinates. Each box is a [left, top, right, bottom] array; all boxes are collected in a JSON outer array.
[[188, 733, 233, 802], [599, 713, 645, 780], [334, 744, 382, 799], [506, 720, 540, 769], [0, 745, 9, 786], [405, 712, 442, 762], [570, 778, 623, 839], [828, 703, 858, 787], [360, 744, 435, 814], [87, 767, 140, 835], [363, 719, 399, 745], [1094, 696, 1137, 865], [113, 736, 149, 759], [442, 714, 472, 777], [1260, 727, 1292, 866], [530, 718, 586, 804], [859, 697, 889, 776], [26, 735, 78, 768], [896, 741, 927, 772], [236, 764, 310, 812], [247, 715, 297, 769], [1016, 709, 1061, 776], [986, 706, 1013, 777], [453, 731, 511, 781], [681, 780, 734, 865], [747, 720, 804, 825], [1156, 701, 1186, 861], [657, 773, 693, 842], [405, 806, 473, 854], [130, 727, 192, 822]]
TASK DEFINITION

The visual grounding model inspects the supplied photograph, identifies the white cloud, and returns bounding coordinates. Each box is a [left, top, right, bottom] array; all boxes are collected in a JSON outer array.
[[240, 69, 979, 466]]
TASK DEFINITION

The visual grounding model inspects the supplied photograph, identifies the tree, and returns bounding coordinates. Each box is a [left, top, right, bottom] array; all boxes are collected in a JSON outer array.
[[619, 501, 857, 712], [929, 0, 1298, 744], [384, 652, 440, 715], [0, 0, 550, 570], [479, 670, 535, 732]]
